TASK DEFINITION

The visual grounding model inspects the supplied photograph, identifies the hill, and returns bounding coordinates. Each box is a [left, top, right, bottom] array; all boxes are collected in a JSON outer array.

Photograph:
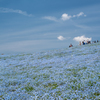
[[0, 42, 100, 99]]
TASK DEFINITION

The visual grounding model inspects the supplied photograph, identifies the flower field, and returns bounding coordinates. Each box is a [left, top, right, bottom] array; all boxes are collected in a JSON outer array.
[[0, 43, 100, 100]]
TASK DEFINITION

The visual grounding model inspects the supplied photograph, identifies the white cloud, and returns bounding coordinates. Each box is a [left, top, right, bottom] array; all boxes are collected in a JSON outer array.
[[57, 36, 65, 40], [61, 13, 71, 21], [77, 12, 84, 17], [84, 15, 87, 17], [73, 12, 86, 17], [73, 35, 92, 42], [43, 12, 86, 22], [73, 15, 76, 17], [61, 12, 86, 21], [43, 16, 58, 22], [73, 12, 86, 18], [0, 7, 33, 17]]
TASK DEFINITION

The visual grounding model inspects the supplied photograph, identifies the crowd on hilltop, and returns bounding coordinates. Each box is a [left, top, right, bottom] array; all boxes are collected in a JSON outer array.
[[79, 40, 99, 45], [69, 40, 99, 47], [79, 40, 91, 45]]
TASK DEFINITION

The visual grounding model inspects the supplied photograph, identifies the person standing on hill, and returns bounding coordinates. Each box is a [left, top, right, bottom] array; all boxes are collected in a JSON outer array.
[[79, 41, 81, 45], [82, 41, 85, 45]]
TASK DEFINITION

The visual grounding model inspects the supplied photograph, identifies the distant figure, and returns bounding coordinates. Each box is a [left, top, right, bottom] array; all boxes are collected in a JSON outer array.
[[69, 44, 73, 47], [86, 40, 88, 44], [87, 40, 91, 44], [94, 41, 96, 43], [82, 41, 85, 45], [79, 42, 81, 45], [97, 40, 99, 42]]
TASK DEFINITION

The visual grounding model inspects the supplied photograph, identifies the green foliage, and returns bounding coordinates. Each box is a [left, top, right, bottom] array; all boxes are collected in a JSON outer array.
[[6, 81, 20, 87], [0, 95, 4, 100], [0, 79, 3, 81], [44, 82, 58, 89], [88, 81, 96, 86], [93, 92, 100, 96], [42, 74, 50, 79], [25, 86, 34, 92], [98, 76, 100, 79], [33, 76, 37, 80], [38, 54, 52, 59]]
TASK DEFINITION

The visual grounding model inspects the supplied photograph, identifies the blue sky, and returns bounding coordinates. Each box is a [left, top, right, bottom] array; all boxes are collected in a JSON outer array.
[[0, 0, 100, 54]]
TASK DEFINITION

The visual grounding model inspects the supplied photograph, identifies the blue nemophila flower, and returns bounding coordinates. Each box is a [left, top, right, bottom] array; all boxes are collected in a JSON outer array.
[[0, 43, 100, 99]]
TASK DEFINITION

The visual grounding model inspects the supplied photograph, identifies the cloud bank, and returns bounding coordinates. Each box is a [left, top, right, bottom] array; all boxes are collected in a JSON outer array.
[[73, 35, 92, 42], [73, 12, 85, 17], [43, 12, 86, 22], [61, 12, 86, 21], [0, 7, 33, 17], [57, 36, 65, 40]]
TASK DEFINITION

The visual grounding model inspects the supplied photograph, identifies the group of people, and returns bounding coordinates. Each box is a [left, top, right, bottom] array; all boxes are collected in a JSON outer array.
[[69, 40, 99, 47], [79, 40, 99, 46], [69, 44, 73, 47], [79, 40, 91, 45], [92, 40, 99, 43]]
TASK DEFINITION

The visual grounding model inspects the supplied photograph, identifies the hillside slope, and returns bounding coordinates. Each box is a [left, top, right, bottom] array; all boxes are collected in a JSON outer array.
[[0, 43, 100, 99]]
